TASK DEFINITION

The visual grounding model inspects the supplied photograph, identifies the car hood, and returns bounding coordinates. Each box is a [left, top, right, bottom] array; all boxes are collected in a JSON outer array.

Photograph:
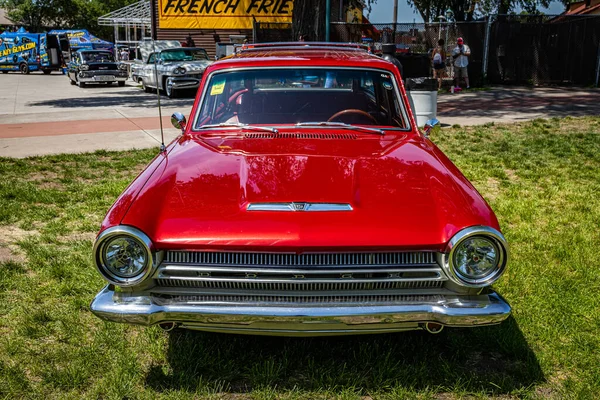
[[163, 60, 210, 72], [121, 133, 499, 251]]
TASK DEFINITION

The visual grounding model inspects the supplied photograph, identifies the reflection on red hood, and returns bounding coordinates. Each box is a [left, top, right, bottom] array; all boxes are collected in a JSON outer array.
[[119, 131, 499, 252]]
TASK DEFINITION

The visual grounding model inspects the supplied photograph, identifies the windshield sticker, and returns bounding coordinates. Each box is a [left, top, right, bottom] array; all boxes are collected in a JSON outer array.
[[210, 79, 225, 95], [383, 81, 393, 90]]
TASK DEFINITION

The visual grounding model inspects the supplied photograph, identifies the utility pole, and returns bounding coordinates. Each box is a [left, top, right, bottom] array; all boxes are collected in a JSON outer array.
[[393, 0, 398, 42], [326, 0, 331, 41]]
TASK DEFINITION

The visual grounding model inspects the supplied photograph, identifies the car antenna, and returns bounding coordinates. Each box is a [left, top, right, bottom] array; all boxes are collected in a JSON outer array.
[[152, 39, 166, 153]]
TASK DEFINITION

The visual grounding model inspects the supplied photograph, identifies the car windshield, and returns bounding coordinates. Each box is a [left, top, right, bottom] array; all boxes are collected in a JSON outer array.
[[161, 49, 209, 62], [194, 68, 407, 129], [82, 52, 114, 63]]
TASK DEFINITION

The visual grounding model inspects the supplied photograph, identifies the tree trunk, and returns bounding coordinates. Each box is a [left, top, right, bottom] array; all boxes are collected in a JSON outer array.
[[292, 0, 327, 41]]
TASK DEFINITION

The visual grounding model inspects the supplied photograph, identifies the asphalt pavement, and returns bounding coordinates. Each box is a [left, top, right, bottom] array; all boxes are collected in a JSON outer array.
[[1, 71, 598, 158]]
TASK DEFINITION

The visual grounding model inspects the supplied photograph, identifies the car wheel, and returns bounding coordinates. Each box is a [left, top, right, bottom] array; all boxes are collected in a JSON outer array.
[[2, 71, 8, 74], [77, 78, 86, 88], [69, 77, 76, 85], [165, 79, 177, 98], [118, 81, 125, 87], [42, 69, 51, 75], [19, 63, 29, 74]]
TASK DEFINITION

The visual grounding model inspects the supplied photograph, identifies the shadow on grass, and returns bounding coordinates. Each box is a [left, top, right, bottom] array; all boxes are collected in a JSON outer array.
[[145, 316, 543, 394]]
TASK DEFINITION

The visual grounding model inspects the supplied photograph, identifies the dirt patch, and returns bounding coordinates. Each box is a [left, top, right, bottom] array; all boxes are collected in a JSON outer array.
[[0, 225, 38, 263], [483, 177, 501, 201], [62, 231, 96, 243], [504, 169, 518, 182]]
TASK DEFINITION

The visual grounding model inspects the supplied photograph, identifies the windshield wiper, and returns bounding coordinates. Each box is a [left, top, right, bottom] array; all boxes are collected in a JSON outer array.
[[199, 123, 279, 134], [295, 121, 385, 135]]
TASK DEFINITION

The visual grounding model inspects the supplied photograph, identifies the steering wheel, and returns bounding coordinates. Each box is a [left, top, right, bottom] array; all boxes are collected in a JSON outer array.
[[327, 109, 378, 124]]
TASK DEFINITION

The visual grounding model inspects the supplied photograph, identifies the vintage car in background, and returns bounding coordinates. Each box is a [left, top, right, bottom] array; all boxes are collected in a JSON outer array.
[[67, 49, 128, 87], [130, 47, 211, 98], [91, 42, 511, 336]]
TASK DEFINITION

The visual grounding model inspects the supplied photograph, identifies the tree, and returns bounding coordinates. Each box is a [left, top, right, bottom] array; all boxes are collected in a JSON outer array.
[[0, 0, 136, 38], [407, 0, 564, 22]]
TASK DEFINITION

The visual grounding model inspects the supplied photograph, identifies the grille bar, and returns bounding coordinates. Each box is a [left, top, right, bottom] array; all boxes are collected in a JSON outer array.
[[165, 251, 436, 266], [156, 278, 444, 291], [153, 293, 445, 305]]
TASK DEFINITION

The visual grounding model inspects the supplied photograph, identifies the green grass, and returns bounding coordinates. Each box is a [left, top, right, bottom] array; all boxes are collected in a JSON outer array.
[[0, 117, 599, 399]]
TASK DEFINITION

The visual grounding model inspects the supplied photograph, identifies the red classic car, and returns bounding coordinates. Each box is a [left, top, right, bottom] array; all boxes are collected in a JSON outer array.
[[90, 42, 510, 336]]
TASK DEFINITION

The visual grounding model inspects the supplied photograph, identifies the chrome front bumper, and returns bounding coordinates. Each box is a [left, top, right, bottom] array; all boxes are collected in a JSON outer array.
[[166, 76, 201, 90], [90, 285, 511, 336]]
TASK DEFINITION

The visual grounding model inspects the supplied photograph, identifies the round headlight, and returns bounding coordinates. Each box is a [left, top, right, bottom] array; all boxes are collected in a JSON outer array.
[[80, 64, 89, 71], [94, 226, 154, 286], [444, 226, 508, 287], [102, 235, 148, 277], [173, 67, 186, 75]]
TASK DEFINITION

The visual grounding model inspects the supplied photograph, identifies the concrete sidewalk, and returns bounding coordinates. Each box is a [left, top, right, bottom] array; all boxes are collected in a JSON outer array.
[[0, 72, 598, 158]]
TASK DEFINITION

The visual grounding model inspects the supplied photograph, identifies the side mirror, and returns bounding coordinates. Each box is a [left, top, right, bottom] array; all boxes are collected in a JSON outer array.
[[423, 118, 440, 137], [171, 112, 186, 133]]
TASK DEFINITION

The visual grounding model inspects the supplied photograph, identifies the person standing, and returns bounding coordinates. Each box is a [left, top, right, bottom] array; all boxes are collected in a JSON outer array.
[[432, 39, 446, 90], [452, 37, 471, 90], [119, 47, 129, 61], [185, 34, 195, 48]]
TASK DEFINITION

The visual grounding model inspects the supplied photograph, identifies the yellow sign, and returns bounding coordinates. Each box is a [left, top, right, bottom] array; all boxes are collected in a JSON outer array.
[[158, 0, 294, 29], [210, 79, 225, 95]]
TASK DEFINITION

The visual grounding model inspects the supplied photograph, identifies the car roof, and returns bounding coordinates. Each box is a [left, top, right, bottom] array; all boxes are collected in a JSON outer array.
[[212, 43, 396, 71]]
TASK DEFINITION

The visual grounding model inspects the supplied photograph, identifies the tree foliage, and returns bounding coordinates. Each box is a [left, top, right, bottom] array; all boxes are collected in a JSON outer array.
[[407, 0, 564, 22], [0, 0, 137, 38]]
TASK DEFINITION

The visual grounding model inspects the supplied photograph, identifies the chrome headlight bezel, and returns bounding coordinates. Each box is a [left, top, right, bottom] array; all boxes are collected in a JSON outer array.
[[79, 64, 89, 71], [93, 226, 155, 287], [173, 67, 186, 75], [118, 63, 128, 70], [442, 226, 509, 288]]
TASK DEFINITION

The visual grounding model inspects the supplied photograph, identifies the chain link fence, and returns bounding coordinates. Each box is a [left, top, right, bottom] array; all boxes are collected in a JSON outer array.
[[254, 15, 600, 87]]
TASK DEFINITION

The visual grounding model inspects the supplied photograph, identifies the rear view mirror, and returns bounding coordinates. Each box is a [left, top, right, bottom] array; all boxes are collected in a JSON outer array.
[[171, 112, 186, 133]]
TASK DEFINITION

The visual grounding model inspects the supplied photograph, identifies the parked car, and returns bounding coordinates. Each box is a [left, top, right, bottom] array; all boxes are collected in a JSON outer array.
[[67, 49, 128, 87], [130, 47, 211, 98], [91, 42, 511, 336]]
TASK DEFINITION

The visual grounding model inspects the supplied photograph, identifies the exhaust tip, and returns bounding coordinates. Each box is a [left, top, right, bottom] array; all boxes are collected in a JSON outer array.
[[424, 322, 444, 334], [158, 322, 178, 332]]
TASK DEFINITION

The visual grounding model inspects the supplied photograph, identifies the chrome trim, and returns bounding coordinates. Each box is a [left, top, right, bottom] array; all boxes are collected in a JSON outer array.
[[247, 202, 353, 212], [164, 250, 436, 266], [90, 285, 512, 336], [93, 226, 156, 287], [440, 226, 509, 288]]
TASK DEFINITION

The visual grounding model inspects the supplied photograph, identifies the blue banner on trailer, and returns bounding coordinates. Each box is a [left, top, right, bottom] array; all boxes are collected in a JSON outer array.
[[48, 29, 113, 51], [0, 27, 63, 73]]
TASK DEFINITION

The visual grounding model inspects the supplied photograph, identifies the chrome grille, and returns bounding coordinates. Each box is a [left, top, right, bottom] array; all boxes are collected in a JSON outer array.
[[155, 251, 446, 298], [153, 293, 445, 305], [156, 278, 444, 291], [165, 251, 436, 266]]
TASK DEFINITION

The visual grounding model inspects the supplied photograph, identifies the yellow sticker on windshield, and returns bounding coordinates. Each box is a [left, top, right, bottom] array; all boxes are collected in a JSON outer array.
[[210, 80, 225, 95]]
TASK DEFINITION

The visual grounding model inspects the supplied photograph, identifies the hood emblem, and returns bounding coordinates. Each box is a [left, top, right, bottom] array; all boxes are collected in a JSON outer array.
[[247, 203, 353, 212]]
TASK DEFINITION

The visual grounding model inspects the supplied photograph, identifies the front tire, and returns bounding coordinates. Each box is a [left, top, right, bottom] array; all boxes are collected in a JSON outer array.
[[118, 81, 125, 87], [165, 78, 177, 98], [42, 69, 51, 75], [2, 71, 8, 74], [19, 63, 29, 74]]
